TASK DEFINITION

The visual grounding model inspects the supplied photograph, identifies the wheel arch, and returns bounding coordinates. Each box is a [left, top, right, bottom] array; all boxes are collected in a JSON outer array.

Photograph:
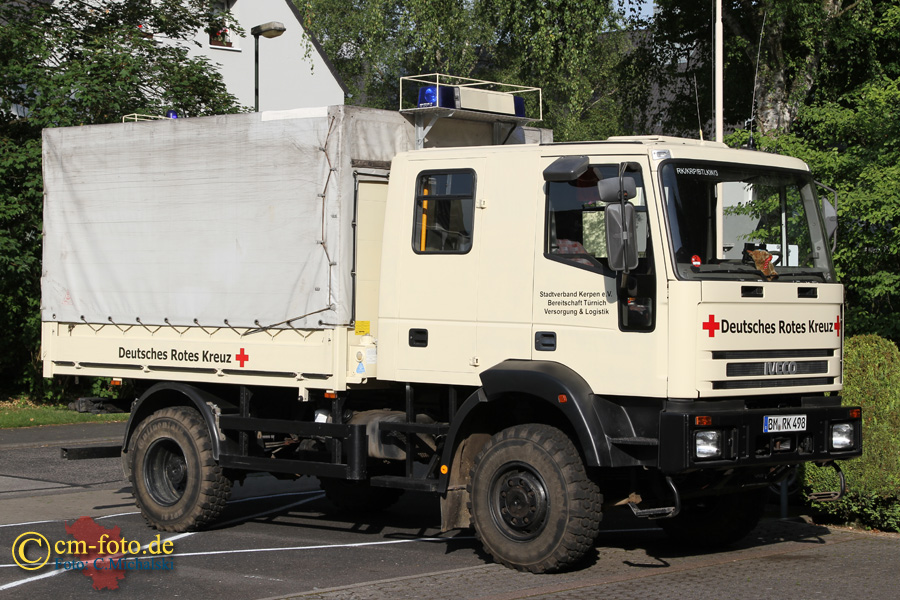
[[438, 360, 611, 525], [450, 360, 609, 467], [123, 382, 226, 466]]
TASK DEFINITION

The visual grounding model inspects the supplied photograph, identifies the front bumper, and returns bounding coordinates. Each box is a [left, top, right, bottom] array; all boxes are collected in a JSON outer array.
[[658, 400, 861, 474]]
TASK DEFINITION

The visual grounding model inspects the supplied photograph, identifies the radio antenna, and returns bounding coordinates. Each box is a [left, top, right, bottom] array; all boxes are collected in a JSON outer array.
[[694, 74, 704, 141], [749, 10, 767, 148]]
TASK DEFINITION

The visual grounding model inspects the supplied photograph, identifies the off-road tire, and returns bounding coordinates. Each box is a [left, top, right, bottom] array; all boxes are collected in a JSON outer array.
[[660, 488, 767, 548], [467, 424, 602, 573], [319, 478, 404, 513], [130, 407, 231, 531]]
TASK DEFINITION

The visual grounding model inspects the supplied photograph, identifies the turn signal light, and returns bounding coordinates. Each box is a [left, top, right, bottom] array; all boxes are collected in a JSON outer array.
[[695, 416, 712, 426], [849, 408, 861, 419]]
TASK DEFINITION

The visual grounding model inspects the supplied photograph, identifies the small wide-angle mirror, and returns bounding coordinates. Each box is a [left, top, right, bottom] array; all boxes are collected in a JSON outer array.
[[543, 156, 589, 182], [597, 176, 637, 203]]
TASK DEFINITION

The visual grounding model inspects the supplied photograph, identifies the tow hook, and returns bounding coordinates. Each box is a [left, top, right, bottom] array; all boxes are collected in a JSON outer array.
[[807, 461, 846, 503], [627, 476, 682, 519]]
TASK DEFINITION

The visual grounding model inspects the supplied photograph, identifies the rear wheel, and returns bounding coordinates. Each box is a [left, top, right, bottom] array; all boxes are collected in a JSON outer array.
[[130, 407, 231, 531], [660, 488, 767, 548], [468, 424, 602, 573]]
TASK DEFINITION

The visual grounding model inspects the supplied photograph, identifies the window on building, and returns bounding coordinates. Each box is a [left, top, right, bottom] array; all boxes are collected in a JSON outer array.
[[207, 1, 235, 48], [412, 170, 476, 254]]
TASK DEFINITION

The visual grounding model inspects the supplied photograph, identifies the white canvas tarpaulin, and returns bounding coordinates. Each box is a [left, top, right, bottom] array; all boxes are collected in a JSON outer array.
[[42, 106, 414, 330]]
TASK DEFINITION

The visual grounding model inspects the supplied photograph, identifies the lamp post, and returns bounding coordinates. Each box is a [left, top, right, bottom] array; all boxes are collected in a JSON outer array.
[[251, 21, 286, 112]]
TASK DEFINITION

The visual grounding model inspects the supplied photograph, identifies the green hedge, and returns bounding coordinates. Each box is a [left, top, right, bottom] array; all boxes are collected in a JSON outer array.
[[804, 334, 900, 530]]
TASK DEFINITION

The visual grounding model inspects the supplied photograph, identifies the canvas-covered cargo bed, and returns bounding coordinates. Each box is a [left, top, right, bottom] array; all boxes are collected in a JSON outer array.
[[42, 105, 414, 331]]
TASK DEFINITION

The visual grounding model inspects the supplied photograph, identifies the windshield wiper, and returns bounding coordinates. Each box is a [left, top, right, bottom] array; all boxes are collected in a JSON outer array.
[[775, 270, 829, 282], [690, 265, 766, 280]]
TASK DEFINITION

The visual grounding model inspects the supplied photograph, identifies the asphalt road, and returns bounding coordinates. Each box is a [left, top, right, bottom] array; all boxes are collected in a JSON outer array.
[[1, 422, 899, 599]]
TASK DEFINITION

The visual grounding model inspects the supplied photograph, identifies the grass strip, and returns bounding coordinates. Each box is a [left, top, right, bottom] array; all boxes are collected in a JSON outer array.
[[0, 399, 129, 429]]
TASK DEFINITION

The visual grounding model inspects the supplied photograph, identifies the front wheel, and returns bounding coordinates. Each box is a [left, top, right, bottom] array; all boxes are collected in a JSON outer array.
[[468, 424, 602, 573], [130, 407, 232, 531], [659, 488, 767, 548]]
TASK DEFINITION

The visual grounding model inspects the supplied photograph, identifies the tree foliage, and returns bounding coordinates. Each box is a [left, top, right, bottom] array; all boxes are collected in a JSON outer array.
[[729, 75, 900, 340], [298, 0, 627, 141], [621, 0, 900, 137], [0, 0, 242, 394]]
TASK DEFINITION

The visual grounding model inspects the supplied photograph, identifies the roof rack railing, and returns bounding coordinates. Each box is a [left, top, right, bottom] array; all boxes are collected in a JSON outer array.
[[399, 74, 542, 149]]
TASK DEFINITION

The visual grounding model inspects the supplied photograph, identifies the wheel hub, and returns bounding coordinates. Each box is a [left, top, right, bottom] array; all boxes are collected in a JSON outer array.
[[165, 455, 187, 487], [144, 438, 188, 507], [493, 468, 549, 540]]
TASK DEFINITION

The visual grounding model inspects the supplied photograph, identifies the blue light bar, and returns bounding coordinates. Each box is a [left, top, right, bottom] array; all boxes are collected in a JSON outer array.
[[417, 85, 457, 109], [513, 96, 525, 118], [165, 110, 179, 119]]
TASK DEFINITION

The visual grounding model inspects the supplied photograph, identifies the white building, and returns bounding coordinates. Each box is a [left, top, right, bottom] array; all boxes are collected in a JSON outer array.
[[190, 0, 346, 111]]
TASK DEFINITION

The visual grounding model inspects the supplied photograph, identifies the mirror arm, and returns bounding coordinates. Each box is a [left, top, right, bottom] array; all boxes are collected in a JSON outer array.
[[619, 163, 631, 273], [815, 180, 839, 253]]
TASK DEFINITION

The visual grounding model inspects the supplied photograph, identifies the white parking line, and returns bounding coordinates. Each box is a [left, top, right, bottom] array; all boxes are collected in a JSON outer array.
[[0, 493, 325, 590], [168, 536, 476, 559], [0, 489, 322, 528]]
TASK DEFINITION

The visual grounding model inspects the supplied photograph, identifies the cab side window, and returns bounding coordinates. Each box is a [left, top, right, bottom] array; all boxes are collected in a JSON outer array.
[[412, 170, 476, 254], [546, 165, 648, 270]]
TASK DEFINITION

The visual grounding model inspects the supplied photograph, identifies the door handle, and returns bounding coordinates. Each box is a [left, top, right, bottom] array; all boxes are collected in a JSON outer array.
[[535, 331, 557, 351]]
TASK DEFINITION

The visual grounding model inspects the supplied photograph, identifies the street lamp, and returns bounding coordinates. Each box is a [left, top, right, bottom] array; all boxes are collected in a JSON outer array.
[[251, 21, 286, 112]]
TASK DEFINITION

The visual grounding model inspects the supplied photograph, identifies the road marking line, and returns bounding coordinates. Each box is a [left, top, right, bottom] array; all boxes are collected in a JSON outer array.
[[0, 493, 323, 588], [168, 536, 477, 559], [228, 489, 323, 504], [0, 512, 140, 529], [0, 488, 322, 528]]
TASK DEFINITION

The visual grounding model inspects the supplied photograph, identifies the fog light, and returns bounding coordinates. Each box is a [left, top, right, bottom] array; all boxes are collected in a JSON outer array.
[[695, 430, 722, 459], [832, 423, 854, 450]]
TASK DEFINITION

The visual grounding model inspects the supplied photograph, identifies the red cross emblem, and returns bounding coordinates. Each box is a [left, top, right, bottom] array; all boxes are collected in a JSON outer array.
[[835, 315, 841, 337], [702, 314, 720, 338], [236, 348, 249, 367]]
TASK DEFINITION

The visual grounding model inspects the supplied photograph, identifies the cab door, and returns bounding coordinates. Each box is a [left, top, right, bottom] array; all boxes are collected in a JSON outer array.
[[389, 159, 485, 384], [531, 156, 668, 398]]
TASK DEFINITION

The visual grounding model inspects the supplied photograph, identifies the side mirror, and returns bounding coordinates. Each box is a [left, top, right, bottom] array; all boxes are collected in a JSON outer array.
[[605, 203, 639, 271], [597, 176, 637, 203], [821, 196, 837, 244], [815, 181, 839, 252]]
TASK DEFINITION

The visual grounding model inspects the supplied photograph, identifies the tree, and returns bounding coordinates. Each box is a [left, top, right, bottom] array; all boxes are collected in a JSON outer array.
[[621, 0, 897, 137], [622, 0, 899, 341], [298, 0, 628, 141], [0, 0, 243, 395], [730, 76, 900, 341]]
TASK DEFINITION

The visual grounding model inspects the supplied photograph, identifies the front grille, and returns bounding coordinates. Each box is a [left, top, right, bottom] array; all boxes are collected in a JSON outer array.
[[712, 348, 836, 391], [713, 349, 834, 360], [713, 377, 835, 390], [726, 360, 828, 377]]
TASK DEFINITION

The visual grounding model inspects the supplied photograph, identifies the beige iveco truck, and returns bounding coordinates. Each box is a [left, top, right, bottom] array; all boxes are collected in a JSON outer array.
[[42, 76, 860, 573]]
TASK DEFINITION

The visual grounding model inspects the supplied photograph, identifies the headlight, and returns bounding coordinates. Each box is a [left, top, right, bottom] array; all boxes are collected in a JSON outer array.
[[832, 423, 854, 450], [695, 430, 722, 459]]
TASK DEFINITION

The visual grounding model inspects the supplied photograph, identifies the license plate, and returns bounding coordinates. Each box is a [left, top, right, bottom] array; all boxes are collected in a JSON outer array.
[[763, 414, 806, 433]]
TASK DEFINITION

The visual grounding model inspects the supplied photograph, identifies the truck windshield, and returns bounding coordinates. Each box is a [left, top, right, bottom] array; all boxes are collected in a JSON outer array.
[[661, 161, 836, 282]]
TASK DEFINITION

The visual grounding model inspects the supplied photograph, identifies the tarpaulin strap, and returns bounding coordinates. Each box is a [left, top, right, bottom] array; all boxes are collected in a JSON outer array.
[[106, 317, 133, 333], [80, 316, 102, 333], [193, 319, 218, 336], [135, 317, 162, 334], [163, 318, 189, 335]]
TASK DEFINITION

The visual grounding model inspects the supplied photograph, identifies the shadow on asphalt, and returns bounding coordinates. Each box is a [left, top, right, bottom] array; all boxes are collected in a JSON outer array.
[[604, 516, 833, 568], [124, 476, 835, 574]]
